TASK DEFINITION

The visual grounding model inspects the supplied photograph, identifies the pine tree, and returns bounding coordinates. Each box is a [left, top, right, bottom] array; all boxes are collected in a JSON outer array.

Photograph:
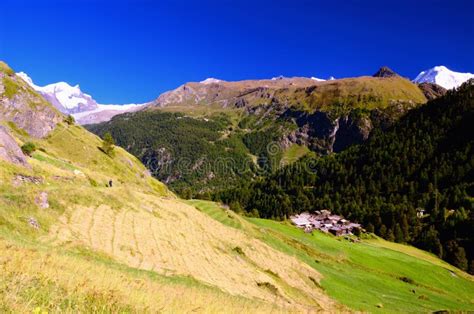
[[366, 223, 375, 233], [453, 246, 468, 271], [101, 132, 115, 157], [394, 223, 404, 243]]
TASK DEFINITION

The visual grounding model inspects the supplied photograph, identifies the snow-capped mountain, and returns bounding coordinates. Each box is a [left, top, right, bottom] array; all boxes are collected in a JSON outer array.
[[413, 66, 474, 90], [16, 72, 146, 124], [16, 72, 98, 114]]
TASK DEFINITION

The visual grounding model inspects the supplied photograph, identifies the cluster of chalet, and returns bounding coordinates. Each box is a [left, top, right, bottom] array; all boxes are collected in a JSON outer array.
[[290, 210, 361, 236]]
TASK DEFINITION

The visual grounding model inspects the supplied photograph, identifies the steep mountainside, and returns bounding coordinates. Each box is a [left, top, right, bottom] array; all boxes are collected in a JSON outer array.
[[1, 61, 473, 312], [217, 80, 474, 273], [0, 62, 62, 138], [89, 69, 427, 196], [414, 65, 474, 90]]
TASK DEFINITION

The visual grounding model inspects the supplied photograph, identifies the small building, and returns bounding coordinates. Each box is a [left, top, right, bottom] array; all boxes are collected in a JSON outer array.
[[290, 210, 363, 237]]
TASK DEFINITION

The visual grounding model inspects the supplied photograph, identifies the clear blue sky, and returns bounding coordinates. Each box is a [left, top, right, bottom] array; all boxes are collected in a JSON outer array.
[[1, 0, 473, 104]]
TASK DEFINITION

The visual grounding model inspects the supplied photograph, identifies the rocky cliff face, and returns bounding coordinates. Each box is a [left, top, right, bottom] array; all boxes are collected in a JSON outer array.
[[281, 107, 396, 154], [0, 126, 28, 166], [0, 62, 63, 138]]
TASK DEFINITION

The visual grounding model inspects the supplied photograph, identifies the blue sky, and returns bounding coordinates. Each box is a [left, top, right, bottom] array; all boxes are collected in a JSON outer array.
[[1, 0, 473, 104]]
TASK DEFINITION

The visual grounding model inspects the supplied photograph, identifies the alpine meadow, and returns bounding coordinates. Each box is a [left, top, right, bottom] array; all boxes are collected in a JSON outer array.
[[1, 0, 474, 312]]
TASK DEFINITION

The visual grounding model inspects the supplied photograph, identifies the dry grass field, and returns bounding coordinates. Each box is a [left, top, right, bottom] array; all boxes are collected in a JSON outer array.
[[45, 196, 340, 311]]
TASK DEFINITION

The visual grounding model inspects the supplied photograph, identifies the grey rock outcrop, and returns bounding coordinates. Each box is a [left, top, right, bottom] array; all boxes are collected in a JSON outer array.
[[0, 126, 29, 166], [35, 191, 49, 209]]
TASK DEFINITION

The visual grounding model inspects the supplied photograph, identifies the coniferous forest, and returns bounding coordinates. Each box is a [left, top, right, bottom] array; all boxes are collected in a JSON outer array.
[[215, 81, 474, 273]]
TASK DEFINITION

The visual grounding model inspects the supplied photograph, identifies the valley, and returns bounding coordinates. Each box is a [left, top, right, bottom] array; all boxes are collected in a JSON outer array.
[[87, 68, 429, 196], [3, 0, 474, 311], [1, 58, 473, 312]]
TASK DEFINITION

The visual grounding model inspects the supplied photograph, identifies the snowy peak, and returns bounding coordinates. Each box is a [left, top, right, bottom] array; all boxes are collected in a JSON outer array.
[[200, 78, 222, 84], [15, 71, 147, 124], [16, 72, 98, 114], [413, 66, 474, 90]]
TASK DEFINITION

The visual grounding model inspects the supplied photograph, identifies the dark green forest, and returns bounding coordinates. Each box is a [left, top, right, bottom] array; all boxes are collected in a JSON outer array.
[[87, 111, 285, 196], [215, 81, 474, 273]]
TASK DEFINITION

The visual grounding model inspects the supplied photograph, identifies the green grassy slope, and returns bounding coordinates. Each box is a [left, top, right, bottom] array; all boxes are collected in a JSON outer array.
[[191, 200, 474, 312], [280, 144, 311, 166], [287, 76, 427, 112]]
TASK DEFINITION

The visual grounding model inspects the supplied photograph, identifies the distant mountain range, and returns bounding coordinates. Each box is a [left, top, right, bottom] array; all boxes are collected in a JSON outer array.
[[15, 66, 473, 125]]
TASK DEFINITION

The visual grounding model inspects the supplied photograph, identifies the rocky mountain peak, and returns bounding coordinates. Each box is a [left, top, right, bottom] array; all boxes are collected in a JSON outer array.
[[373, 66, 399, 78]]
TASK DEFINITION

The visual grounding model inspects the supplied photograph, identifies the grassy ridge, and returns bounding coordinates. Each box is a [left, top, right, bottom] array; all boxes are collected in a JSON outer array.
[[290, 76, 427, 112], [0, 133, 282, 311]]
